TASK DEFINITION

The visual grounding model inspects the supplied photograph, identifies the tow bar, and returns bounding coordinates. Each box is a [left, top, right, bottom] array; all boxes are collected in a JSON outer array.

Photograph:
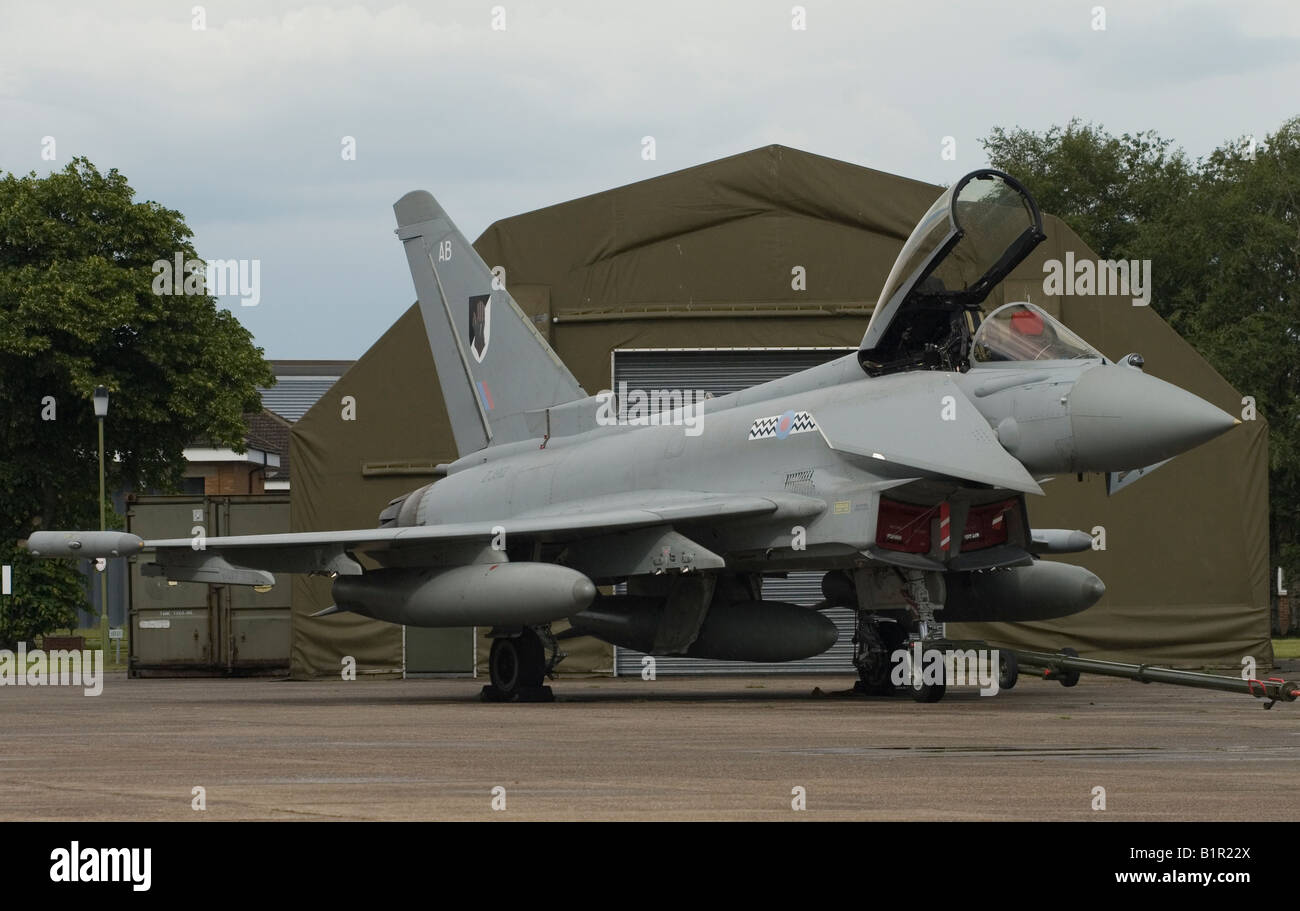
[[1013, 648, 1300, 709]]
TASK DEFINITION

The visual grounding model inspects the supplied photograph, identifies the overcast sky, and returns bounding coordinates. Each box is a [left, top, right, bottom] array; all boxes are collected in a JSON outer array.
[[3, 0, 1297, 359]]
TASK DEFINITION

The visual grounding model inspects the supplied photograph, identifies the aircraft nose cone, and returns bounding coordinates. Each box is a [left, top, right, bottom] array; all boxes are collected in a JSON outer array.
[[1069, 366, 1238, 471]]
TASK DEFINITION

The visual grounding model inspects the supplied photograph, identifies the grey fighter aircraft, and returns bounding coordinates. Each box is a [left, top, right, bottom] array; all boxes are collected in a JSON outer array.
[[28, 169, 1239, 702]]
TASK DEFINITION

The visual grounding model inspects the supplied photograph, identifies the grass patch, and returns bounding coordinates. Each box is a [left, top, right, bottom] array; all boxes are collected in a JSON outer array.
[[1272, 638, 1300, 660]]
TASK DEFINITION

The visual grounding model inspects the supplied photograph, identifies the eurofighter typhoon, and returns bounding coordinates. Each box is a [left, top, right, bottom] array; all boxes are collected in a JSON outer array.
[[29, 170, 1239, 702]]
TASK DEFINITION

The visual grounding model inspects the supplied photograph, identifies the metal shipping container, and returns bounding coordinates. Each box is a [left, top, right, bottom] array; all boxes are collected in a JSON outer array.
[[128, 494, 291, 677]]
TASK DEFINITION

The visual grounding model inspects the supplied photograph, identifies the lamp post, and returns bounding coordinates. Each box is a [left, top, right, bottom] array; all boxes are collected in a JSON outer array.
[[93, 386, 109, 660]]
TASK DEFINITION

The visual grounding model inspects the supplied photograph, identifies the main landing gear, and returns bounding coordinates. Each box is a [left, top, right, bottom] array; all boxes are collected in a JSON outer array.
[[853, 568, 951, 702], [481, 625, 562, 703], [851, 568, 1011, 704]]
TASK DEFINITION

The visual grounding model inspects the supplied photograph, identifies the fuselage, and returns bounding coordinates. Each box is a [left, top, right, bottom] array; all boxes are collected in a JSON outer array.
[[401, 352, 1028, 577], [394, 320, 1237, 585]]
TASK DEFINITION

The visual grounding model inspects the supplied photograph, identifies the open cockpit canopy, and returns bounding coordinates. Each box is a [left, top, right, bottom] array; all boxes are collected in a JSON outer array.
[[858, 169, 1045, 376]]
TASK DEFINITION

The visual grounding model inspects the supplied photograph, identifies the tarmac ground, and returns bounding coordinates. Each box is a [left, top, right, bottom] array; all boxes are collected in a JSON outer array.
[[3, 671, 1297, 821]]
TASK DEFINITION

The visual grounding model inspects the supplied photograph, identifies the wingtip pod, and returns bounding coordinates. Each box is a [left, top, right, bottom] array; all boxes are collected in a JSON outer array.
[[26, 531, 145, 558]]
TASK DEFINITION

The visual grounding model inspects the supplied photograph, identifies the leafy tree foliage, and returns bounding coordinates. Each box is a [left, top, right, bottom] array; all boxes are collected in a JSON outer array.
[[0, 542, 85, 650], [983, 117, 1300, 600], [983, 120, 1197, 265], [0, 158, 274, 637]]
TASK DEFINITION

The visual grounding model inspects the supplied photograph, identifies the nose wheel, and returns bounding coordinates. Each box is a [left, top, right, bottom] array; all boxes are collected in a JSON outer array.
[[482, 627, 553, 702]]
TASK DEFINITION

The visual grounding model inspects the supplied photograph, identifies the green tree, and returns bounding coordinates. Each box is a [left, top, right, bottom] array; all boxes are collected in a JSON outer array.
[[982, 119, 1196, 267], [1177, 121, 1300, 591], [0, 542, 86, 650], [0, 158, 274, 640], [982, 117, 1300, 607]]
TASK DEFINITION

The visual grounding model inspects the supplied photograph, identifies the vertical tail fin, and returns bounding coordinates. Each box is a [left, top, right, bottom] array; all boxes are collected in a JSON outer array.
[[394, 190, 586, 455]]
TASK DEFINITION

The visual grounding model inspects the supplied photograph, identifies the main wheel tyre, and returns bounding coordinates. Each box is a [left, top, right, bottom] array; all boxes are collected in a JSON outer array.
[[998, 650, 1019, 690], [489, 629, 546, 698], [909, 679, 946, 703]]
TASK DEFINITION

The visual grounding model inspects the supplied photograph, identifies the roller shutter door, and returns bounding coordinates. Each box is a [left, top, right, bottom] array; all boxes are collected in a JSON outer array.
[[610, 348, 856, 676]]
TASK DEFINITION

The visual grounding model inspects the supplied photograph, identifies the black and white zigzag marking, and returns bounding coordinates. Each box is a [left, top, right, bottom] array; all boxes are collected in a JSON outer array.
[[748, 411, 819, 440]]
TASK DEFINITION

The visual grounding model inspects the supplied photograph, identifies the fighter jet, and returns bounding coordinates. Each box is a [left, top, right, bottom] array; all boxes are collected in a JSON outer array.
[[28, 169, 1239, 702]]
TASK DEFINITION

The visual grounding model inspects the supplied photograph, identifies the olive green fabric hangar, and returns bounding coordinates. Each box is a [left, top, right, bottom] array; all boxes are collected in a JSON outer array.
[[288, 145, 1270, 679]]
